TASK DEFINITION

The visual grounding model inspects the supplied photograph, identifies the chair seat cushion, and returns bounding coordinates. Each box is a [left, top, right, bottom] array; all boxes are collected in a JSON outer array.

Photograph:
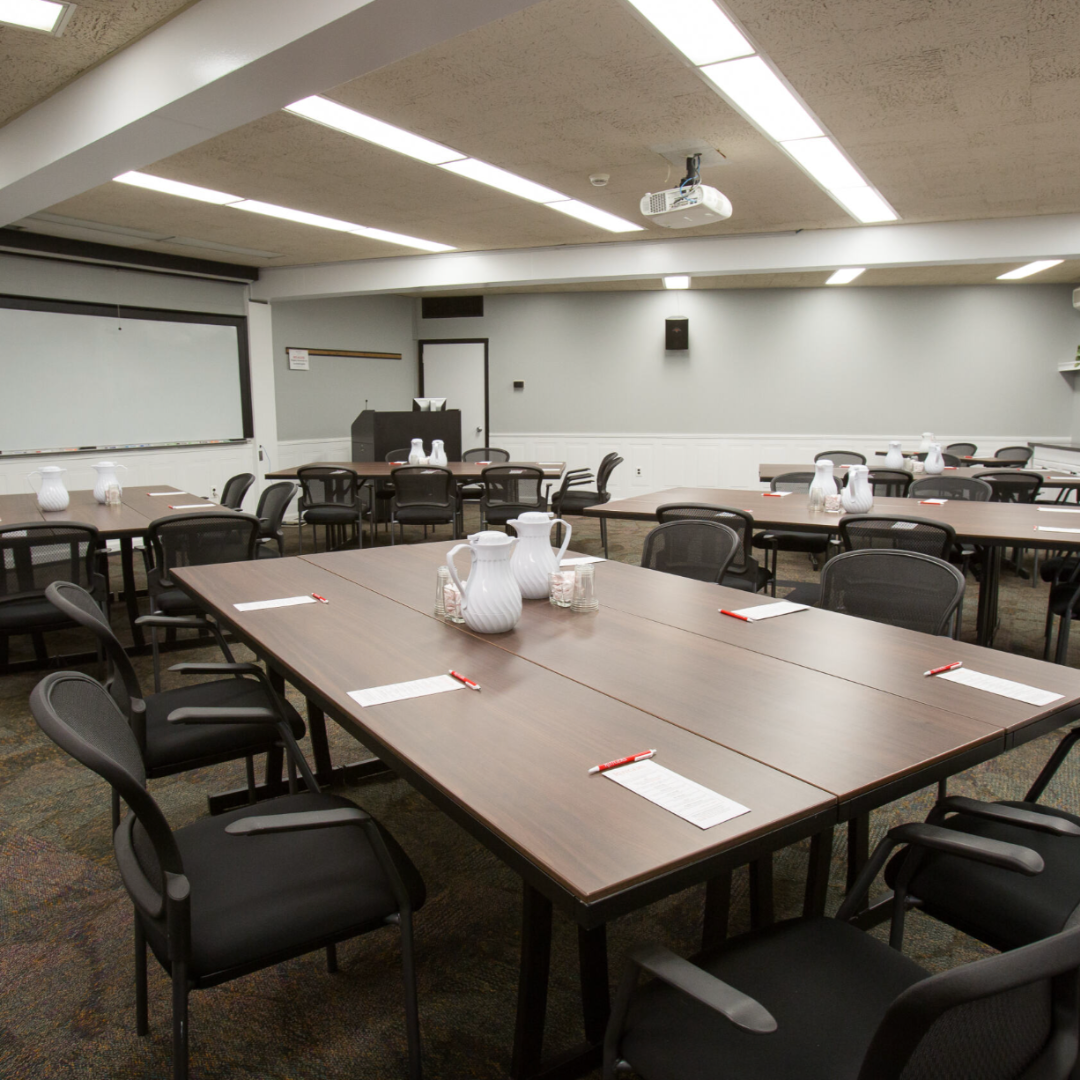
[[393, 506, 455, 524], [303, 506, 363, 525], [0, 596, 79, 632], [885, 802, 1080, 951], [143, 677, 305, 774], [139, 791, 425, 981], [619, 918, 926, 1080], [151, 588, 201, 616], [752, 530, 831, 554], [553, 491, 604, 514]]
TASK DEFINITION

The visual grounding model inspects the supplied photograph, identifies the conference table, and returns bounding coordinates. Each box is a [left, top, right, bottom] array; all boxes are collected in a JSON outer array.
[[871, 450, 1020, 468], [0, 485, 220, 656], [265, 460, 566, 481], [584, 486, 1080, 648], [171, 541, 1080, 1078], [759, 463, 1080, 495]]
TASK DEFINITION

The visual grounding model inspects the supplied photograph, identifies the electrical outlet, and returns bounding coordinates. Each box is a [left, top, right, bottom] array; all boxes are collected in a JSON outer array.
[[636, 468, 641, 476]]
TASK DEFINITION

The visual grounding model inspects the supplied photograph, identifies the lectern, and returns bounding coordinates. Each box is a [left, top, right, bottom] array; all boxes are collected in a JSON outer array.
[[351, 409, 463, 462]]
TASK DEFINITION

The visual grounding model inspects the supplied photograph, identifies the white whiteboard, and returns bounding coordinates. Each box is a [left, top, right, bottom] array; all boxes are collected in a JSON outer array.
[[0, 303, 248, 454]]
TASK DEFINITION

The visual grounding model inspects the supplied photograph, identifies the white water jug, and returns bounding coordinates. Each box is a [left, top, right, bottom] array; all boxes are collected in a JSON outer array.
[[919, 432, 935, 453], [429, 439, 448, 467], [884, 441, 905, 470], [445, 530, 522, 633], [408, 438, 427, 465], [92, 461, 127, 504], [807, 460, 837, 511], [507, 511, 572, 599], [924, 443, 946, 475], [28, 465, 69, 511], [841, 465, 874, 513]]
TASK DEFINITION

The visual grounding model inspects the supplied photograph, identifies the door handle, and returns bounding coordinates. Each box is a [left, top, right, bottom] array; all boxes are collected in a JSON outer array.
[[475, 427, 483, 434]]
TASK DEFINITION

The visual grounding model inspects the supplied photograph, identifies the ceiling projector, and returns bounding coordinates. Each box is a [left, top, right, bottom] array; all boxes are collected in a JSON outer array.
[[640, 183, 733, 228]]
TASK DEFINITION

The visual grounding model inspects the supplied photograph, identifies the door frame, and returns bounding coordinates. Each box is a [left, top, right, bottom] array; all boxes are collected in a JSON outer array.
[[418, 338, 490, 451]]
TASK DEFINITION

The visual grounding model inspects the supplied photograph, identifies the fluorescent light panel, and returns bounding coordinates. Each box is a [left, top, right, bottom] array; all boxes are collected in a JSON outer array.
[[663, 275, 691, 289], [353, 226, 456, 253], [0, 0, 69, 32], [700, 56, 821, 142], [114, 171, 242, 205], [547, 199, 644, 232], [828, 186, 898, 224], [285, 96, 464, 165], [996, 260, 1064, 280], [623, 0, 752, 66], [826, 267, 865, 285], [780, 137, 865, 190], [439, 158, 567, 204]]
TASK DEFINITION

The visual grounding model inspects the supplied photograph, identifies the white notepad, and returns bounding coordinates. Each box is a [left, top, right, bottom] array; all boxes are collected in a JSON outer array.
[[148, 491, 185, 496], [349, 674, 464, 708], [561, 556, 605, 566], [1038, 507, 1080, 513], [762, 491, 792, 497], [605, 760, 750, 830], [169, 503, 217, 510], [723, 600, 808, 621], [234, 595, 317, 612], [1036, 526, 1080, 534], [937, 668, 1063, 707]]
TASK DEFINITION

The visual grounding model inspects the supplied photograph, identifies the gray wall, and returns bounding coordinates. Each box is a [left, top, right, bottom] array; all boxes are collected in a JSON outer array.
[[270, 294, 416, 441], [418, 285, 1080, 436]]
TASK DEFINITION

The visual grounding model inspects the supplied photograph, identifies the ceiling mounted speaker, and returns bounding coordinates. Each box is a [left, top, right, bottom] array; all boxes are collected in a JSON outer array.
[[666, 316, 688, 351]]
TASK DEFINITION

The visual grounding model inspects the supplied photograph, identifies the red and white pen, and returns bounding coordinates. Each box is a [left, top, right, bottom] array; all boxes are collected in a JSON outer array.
[[449, 669, 481, 691], [311, 593, 329, 604], [589, 749, 656, 775], [925, 661, 963, 677], [720, 609, 750, 621]]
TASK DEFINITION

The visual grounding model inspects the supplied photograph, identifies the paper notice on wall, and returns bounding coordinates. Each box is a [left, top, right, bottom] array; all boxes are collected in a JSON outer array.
[[287, 348, 310, 370]]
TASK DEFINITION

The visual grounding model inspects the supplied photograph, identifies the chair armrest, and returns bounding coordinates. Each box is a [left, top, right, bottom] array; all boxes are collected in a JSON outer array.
[[628, 943, 777, 1034], [166, 706, 280, 726], [136, 614, 211, 630], [169, 662, 262, 677], [930, 796, 1080, 837], [886, 822, 1044, 875], [225, 806, 371, 836]]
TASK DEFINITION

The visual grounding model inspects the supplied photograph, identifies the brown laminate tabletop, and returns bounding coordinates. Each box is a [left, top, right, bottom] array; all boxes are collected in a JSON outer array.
[[265, 460, 566, 481], [759, 463, 1080, 489]]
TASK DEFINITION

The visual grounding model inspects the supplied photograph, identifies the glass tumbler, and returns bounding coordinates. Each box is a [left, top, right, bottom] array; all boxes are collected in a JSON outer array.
[[549, 569, 574, 607], [435, 565, 449, 618], [571, 564, 599, 613]]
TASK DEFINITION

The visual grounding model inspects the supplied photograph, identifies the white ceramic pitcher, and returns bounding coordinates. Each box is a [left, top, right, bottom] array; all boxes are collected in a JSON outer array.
[[924, 443, 946, 475], [507, 511, 572, 599], [807, 460, 836, 511], [92, 461, 127, 504], [884, 441, 905, 469], [445, 530, 522, 633], [27, 465, 69, 511], [408, 438, 427, 465], [429, 439, 448, 467], [919, 432, 935, 453], [841, 464, 874, 512]]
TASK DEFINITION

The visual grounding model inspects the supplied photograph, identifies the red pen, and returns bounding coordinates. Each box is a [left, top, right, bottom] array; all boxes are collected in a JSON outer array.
[[589, 749, 656, 775], [449, 669, 481, 691], [762, 492, 783, 497], [311, 593, 329, 604], [925, 661, 963, 677], [720, 609, 750, 621]]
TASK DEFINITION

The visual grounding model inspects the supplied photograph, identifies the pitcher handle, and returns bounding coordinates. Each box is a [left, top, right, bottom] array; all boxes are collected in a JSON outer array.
[[26, 471, 39, 493], [552, 519, 572, 562], [445, 543, 470, 611]]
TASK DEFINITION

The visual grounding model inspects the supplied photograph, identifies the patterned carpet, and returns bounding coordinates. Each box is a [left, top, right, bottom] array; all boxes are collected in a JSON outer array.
[[1, 506, 1077, 1079]]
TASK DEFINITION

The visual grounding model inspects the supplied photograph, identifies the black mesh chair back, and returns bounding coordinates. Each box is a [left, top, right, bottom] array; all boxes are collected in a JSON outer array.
[[656, 504, 757, 578], [979, 470, 1043, 503], [480, 465, 547, 527], [815, 450, 866, 466], [297, 466, 363, 510], [392, 466, 455, 508], [820, 549, 965, 634], [771, 471, 837, 494], [147, 511, 260, 600], [909, 476, 993, 501], [220, 472, 254, 510], [914, 451, 962, 467], [994, 445, 1034, 466], [946, 441, 978, 457], [385, 448, 412, 462], [839, 513, 956, 558], [865, 469, 912, 498], [462, 447, 510, 462], [596, 454, 623, 495], [640, 520, 741, 584], [253, 481, 297, 556]]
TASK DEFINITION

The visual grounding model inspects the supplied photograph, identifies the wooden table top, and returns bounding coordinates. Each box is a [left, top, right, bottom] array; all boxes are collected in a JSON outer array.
[[760, 464, 1080, 488], [265, 460, 566, 481], [173, 555, 834, 912], [872, 451, 1008, 467], [584, 487, 1080, 547]]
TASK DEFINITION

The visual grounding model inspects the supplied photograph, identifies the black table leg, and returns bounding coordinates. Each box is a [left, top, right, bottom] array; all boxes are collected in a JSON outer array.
[[804, 827, 834, 917], [120, 538, 145, 646], [749, 855, 774, 928], [976, 546, 1003, 647], [702, 872, 732, 950], [511, 883, 553, 1080], [578, 924, 609, 1045], [847, 813, 870, 911], [305, 700, 335, 788]]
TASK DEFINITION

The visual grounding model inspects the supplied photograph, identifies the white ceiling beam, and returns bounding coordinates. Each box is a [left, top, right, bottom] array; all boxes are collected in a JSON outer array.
[[251, 213, 1080, 300], [0, 0, 546, 227]]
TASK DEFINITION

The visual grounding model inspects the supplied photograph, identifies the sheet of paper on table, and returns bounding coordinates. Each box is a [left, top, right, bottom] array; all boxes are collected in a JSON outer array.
[[605, 760, 750, 830], [937, 668, 1063, 707], [561, 556, 605, 566], [723, 600, 809, 622], [349, 674, 464, 708], [1036, 526, 1080, 534], [235, 595, 318, 612], [169, 503, 218, 510], [1038, 508, 1080, 514], [148, 491, 185, 496]]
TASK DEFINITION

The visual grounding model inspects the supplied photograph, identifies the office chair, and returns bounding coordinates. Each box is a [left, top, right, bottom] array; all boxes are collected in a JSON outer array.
[[913, 451, 962, 467], [296, 466, 369, 553], [909, 476, 993, 501], [814, 450, 866, 466], [479, 466, 547, 529], [252, 480, 297, 557], [30, 669, 424, 1080], [994, 446, 1034, 466], [605, 818, 1080, 1080], [656, 504, 770, 592], [945, 441, 978, 457], [751, 472, 835, 596], [552, 453, 622, 557], [864, 468, 911, 498], [458, 447, 511, 522], [220, 472, 255, 510], [640, 520, 741, 585], [46, 579, 305, 826], [389, 465, 458, 543]]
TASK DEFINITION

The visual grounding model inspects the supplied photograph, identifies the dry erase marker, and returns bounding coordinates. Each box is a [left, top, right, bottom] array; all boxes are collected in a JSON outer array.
[[589, 749, 656, 775], [720, 609, 750, 621], [449, 669, 481, 691], [311, 593, 329, 604], [925, 661, 963, 677]]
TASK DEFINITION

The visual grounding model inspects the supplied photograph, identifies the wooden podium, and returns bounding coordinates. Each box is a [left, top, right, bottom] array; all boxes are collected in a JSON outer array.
[[350, 409, 463, 462]]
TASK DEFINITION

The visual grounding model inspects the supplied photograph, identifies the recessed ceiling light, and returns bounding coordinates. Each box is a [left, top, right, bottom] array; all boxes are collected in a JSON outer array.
[[663, 275, 691, 289], [0, 0, 74, 34], [352, 226, 456, 253], [700, 56, 822, 142], [285, 96, 465, 166], [828, 186, 899, 224], [114, 171, 242, 205], [826, 267, 866, 285], [546, 200, 645, 233], [622, 0, 752, 66], [780, 137, 865, 191], [231, 200, 361, 231], [439, 159, 567, 204], [996, 260, 1064, 280]]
